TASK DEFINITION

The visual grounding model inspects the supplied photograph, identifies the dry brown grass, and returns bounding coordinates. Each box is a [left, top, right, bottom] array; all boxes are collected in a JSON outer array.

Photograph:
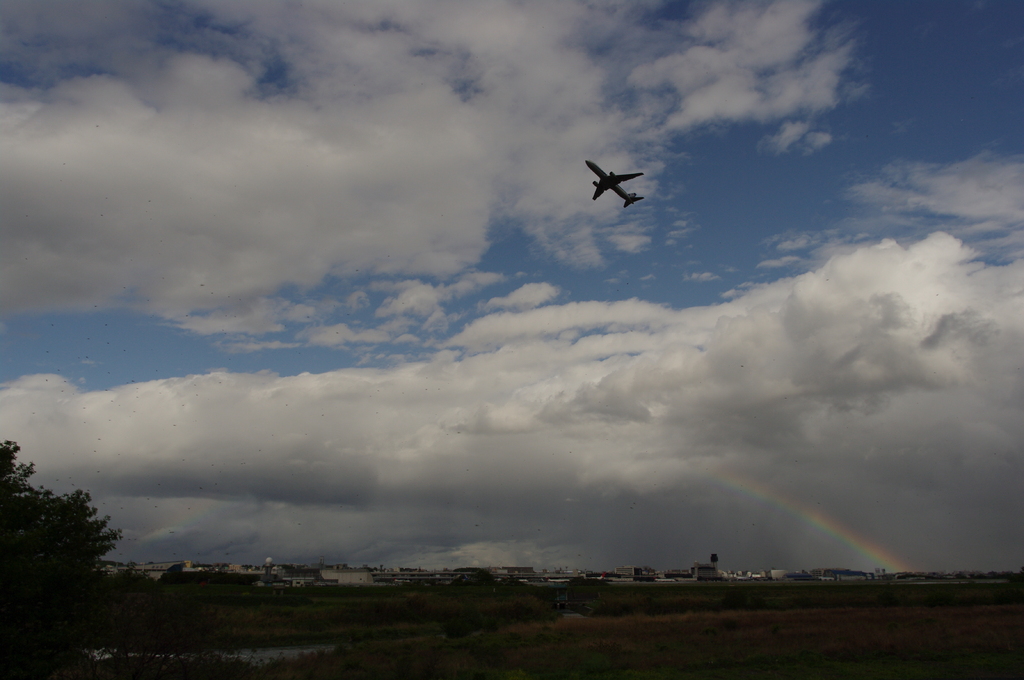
[[258, 604, 1024, 679], [525, 604, 1024, 666]]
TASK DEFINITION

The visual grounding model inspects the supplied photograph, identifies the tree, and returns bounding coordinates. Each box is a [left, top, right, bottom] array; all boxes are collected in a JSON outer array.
[[0, 440, 121, 679]]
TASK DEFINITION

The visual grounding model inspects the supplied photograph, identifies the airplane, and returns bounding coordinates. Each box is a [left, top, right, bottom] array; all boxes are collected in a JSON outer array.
[[586, 160, 644, 207]]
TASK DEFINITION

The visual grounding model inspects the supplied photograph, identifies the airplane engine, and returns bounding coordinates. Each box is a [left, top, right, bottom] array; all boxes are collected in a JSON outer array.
[[593, 181, 599, 187]]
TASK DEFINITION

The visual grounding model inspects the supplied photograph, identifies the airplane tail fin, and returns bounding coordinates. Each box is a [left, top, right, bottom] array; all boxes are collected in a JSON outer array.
[[624, 195, 644, 207]]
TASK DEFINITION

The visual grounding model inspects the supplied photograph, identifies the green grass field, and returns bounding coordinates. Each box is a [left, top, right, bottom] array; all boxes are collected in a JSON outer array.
[[60, 580, 1024, 679]]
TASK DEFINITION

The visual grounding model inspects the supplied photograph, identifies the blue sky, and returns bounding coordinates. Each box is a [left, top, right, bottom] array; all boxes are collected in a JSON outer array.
[[2, 1, 1023, 572]]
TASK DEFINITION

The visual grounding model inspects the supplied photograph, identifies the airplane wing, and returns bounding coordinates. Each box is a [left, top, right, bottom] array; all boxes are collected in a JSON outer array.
[[592, 186, 605, 200], [612, 172, 643, 185]]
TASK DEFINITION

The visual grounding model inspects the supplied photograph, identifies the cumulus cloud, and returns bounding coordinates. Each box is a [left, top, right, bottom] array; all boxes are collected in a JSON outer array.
[[4, 234, 1021, 569], [628, 0, 856, 132], [11, 1, 1020, 574], [1, 0, 859, 322], [0, 1, 585, 315]]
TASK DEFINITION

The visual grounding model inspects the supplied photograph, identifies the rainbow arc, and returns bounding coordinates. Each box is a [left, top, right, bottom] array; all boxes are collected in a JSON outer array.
[[713, 471, 913, 573]]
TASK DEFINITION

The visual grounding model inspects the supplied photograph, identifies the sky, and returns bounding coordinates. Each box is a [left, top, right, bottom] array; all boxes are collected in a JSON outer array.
[[2, 0, 1023, 573]]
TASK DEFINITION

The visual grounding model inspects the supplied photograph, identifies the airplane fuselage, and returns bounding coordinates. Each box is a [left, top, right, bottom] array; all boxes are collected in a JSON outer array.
[[585, 160, 644, 207]]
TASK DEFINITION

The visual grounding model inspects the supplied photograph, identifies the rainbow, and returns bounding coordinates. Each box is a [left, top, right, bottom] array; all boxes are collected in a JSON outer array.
[[711, 470, 913, 573], [136, 498, 227, 548]]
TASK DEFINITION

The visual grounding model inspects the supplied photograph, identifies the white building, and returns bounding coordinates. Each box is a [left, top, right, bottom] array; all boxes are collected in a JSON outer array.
[[320, 567, 373, 585]]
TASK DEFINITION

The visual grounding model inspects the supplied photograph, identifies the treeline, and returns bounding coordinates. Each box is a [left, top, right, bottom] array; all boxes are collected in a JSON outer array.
[[158, 571, 260, 585]]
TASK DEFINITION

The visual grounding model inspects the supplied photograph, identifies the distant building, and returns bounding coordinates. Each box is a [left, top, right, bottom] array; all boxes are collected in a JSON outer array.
[[692, 555, 721, 581], [281, 567, 319, 586], [614, 566, 643, 577], [774, 569, 815, 581], [829, 569, 873, 581], [492, 566, 535, 576], [137, 561, 187, 580], [320, 567, 373, 585]]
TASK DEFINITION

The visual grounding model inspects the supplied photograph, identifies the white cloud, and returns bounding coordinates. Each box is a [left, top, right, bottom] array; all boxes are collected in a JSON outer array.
[[802, 130, 833, 151], [756, 255, 801, 269], [484, 283, 560, 311], [4, 234, 1021, 569], [446, 298, 693, 353], [770, 232, 823, 252], [0, 2, 597, 314], [4, 234, 1023, 569], [605, 223, 653, 253], [170, 298, 332, 336], [758, 120, 832, 154], [684, 271, 721, 282], [847, 154, 1024, 256], [374, 272, 503, 319], [220, 340, 302, 354], [1, 0, 860, 321], [0, 55, 497, 314], [665, 221, 697, 245], [344, 292, 370, 310], [300, 324, 391, 348], [628, 0, 856, 132], [12, 2, 1017, 573]]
